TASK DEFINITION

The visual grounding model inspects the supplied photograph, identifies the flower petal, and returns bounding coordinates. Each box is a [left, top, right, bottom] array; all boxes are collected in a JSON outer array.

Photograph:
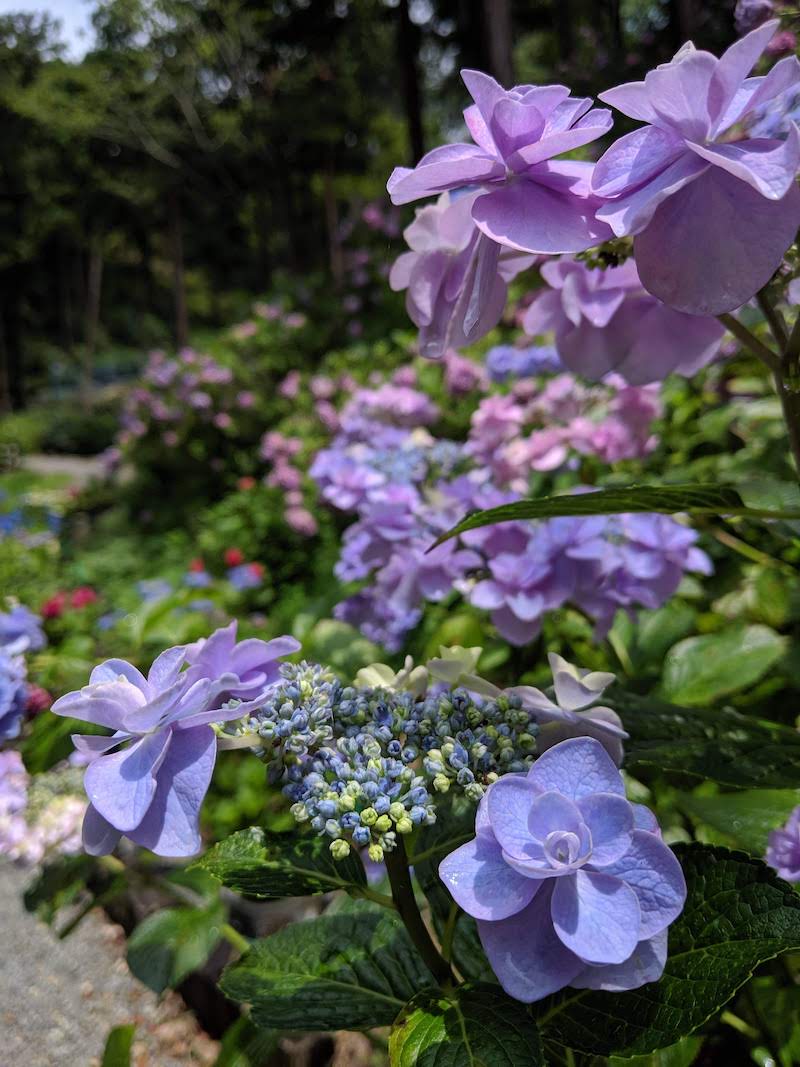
[[127, 724, 216, 857], [632, 803, 661, 836], [599, 829, 686, 938], [635, 165, 800, 314], [486, 774, 541, 858], [529, 737, 625, 800], [591, 125, 686, 199], [551, 869, 641, 964], [439, 833, 539, 920], [472, 178, 613, 255], [147, 645, 187, 690], [687, 127, 800, 201], [82, 803, 122, 856], [84, 730, 171, 832], [387, 144, 504, 206], [90, 659, 148, 690], [644, 48, 718, 140], [598, 79, 659, 124], [528, 790, 584, 842], [595, 152, 708, 237], [477, 883, 584, 1002], [577, 793, 634, 866], [571, 928, 668, 991], [510, 108, 614, 169], [709, 19, 781, 130]]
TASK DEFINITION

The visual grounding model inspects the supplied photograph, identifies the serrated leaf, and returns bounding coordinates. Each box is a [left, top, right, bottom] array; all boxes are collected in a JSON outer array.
[[127, 902, 225, 993], [220, 901, 434, 1031], [661, 625, 786, 705], [431, 483, 800, 547], [609, 689, 800, 788], [194, 827, 367, 899], [678, 789, 800, 855], [390, 984, 544, 1067], [101, 1024, 135, 1067], [541, 844, 800, 1057]]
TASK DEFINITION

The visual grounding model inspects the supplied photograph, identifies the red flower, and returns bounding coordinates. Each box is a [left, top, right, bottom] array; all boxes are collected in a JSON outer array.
[[237, 476, 256, 491], [41, 592, 67, 619], [189, 557, 206, 572], [248, 562, 265, 578], [224, 547, 245, 567], [70, 586, 98, 609], [25, 685, 52, 715]]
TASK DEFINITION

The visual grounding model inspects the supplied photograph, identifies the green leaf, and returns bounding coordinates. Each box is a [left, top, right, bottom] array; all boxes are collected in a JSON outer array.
[[661, 625, 786, 705], [541, 844, 800, 1057], [127, 902, 225, 993], [390, 984, 545, 1067], [609, 1035, 703, 1067], [213, 1017, 280, 1067], [431, 483, 800, 547], [678, 789, 800, 855], [219, 901, 434, 1031], [194, 827, 367, 899], [101, 1024, 136, 1067], [609, 688, 800, 788]]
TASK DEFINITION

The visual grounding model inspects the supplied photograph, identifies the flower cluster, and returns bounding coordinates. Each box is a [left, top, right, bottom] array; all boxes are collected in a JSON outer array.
[[440, 736, 686, 1001], [0, 488, 62, 548], [388, 24, 800, 354], [308, 372, 708, 650], [259, 430, 319, 536], [766, 804, 800, 881], [0, 604, 47, 740], [0, 752, 85, 866]]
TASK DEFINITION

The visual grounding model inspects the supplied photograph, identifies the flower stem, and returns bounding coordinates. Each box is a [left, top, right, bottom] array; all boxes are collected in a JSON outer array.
[[718, 312, 780, 372], [221, 922, 251, 955], [755, 288, 800, 484], [384, 838, 455, 988]]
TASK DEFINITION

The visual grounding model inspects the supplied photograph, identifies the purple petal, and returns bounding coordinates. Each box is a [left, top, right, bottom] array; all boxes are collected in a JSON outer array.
[[461, 69, 506, 128], [551, 869, 641, 964], [591, 125, 686, 199], [528, 790, 584, 841], [598, 80, 659, 124], [469, 579, 505, 611], [128, 724, 216, 857], [120, 677, 193, 733], [644, 49, 718, 140], [619, 300, 725, 384], [82, 804, 122, 856], [726, 55, 800, 130], [635, 166, 800, 314], [472, 178, 612, 254], [599, 829, 686, 938], [523, 288, 565, 336], [633, 803, 661, 836], [147, 645, 187, 690], [463, 234, 501, 336], [89, 659, 148, 690], [84, 730, 172, 832], [387, 144, 504, 206], [491, 607, 541, 646], [486, 774, 541, 858], [477, 883, 584, 1002], [709, 19, 781, 130], [687, 128, 800, 201], [571, 928, 668, 991], [71, 732, 129, 761], [529, 737, 625, 800], [464, 103, 499, 156], [52, 680, 147, 731], [389, 251, 417, 291], [439, 834, 539, 920], [511, 109, 614, 169], [595, 152, 708, 237], [577, 793, 634, 866]]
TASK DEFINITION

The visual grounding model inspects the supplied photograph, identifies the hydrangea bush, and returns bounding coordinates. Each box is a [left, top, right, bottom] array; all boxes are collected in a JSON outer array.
[[7, 17, 800, 1066]]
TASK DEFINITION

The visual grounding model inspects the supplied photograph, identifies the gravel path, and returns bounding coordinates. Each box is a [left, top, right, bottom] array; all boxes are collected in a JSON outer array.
[[22, 454, 105, 486], [0, 861, 218, 1067]]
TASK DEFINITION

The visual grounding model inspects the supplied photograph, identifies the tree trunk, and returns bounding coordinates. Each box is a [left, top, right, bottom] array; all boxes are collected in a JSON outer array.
[[607, 0, 624, 61], [397, 0, 425, 163], [83, 233, 103, 397], [552, 0, 575, 66], [0, 268, 24, 411], [482, 0, 514, 86], [168, 189, 189, 350], [323, 163, 344, 290]]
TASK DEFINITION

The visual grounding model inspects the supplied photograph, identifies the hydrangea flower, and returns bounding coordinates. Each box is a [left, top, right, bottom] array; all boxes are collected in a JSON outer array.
[[439, 737, 686, 1002], [389, 191, 533, 358], [593, 21, 800, 313], [485, 344, 562, 382], [507, 652, 628, 765], [52, 645, 269, 857], [185, 621, 299, 700], [765, 805, 800, 881], [388, 70, 614, 255], [0, 605, 46, 655], [0, 648, 28, 740], [523, 258, 725, 384]]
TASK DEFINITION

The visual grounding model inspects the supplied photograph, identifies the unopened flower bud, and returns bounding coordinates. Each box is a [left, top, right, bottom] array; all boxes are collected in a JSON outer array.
[[330, 839, 351, 860], [368, 844, 384, 863], [374, 814, 392, 833], [360, 806, 378, 826]]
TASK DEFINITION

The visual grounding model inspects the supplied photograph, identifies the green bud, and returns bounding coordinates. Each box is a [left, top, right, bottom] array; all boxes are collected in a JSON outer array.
[[465, 782, 485, 802], [368, 844, 384, 863], [433, 774, 451, 793], [396, 816, 414, 834], [388, 802, 406, 822], [338, 794, 355, 812], [330, 839, 351, 860], [374, 814, 392, 833], [290, 802, 309, 822], [361, 806, 378, 826]]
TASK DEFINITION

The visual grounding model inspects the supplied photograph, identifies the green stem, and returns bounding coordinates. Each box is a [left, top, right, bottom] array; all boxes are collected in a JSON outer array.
[[440, 901, 459, 965], [221, 922, 250, 955], [384, 838, 455, 988], [718, 312, 780, 372], [757, 290, 788, 350], [356, 885, 397, 910], [758, 287, 800, 483]]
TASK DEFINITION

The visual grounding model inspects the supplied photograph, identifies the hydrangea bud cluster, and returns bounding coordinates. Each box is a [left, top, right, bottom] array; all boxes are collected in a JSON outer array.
[[0, 604, 47, 740], [0, 752, 86, 866]]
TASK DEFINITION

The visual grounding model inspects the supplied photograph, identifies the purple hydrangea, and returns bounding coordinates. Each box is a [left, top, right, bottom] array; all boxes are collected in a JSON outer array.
[[0, 648, 28, 741], [523, 258, 725, 384], [593, 21, 800, 314], [389, 191, 533, 358], [765, 805, 800, 881], [185, 621, 300, 700], [52, 642, 278, 857], [439, 737, 686, 1002], [485, 344, 562, 381], [388, 70, 614, 255], [0, 605, 46, 655]]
